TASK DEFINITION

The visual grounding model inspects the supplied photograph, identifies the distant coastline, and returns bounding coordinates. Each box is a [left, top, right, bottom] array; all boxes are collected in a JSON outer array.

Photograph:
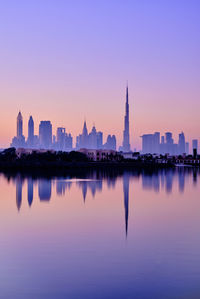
[[0, 147, 183, 173], [0, 147, 200, 176]]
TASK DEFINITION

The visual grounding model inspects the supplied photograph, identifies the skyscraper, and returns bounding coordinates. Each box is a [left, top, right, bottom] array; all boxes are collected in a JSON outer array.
[[178, 132, 186, 154], [27, 116, 34, 147], [11, 111, 25, 148], [97, 132, 103, 149], [57, 127, 65, 150], [141, 134, 154, 153], [192, 139, 198, 151], [165, 132, 174, 154], [185, 142, 189, 155], [17, 111, 23, 138], [104, 135, 116, 150], [39, 121, 52, 149], [122, 85, 130, 152], [76, 121, 89, 149], [82, 120, 88, 148]]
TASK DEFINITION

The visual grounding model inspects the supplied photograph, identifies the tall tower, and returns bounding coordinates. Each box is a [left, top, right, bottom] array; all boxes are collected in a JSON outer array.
[[81, 120, 88, 148], [122, 85, 130, 152], [28, 116, 34, 146], [17, 111, 23, 138], [178, 132, 186, 154]]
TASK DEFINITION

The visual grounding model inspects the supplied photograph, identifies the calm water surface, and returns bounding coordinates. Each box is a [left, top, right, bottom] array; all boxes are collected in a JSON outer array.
[[0, 168, 200, 299]]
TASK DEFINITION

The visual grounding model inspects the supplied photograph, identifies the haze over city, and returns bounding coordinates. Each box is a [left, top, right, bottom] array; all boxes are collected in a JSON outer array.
[[0, 1, 200, 149]]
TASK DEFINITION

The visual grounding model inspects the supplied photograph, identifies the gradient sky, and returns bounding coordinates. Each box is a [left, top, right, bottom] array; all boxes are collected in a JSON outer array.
[[0, 0, 199, 149]]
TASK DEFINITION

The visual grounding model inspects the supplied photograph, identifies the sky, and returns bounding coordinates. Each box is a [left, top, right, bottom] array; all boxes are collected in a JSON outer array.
[[0, 0, 199, 149]]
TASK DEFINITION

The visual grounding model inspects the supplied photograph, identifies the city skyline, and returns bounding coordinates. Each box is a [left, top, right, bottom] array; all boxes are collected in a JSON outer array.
[[1, 2, 200, 298], [9, 83, 199, 154], [9, 108, 199, 154], [0, 1, 199, 149]]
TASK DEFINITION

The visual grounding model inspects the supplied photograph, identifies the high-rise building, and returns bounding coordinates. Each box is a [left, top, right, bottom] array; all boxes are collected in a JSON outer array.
[[65, 133, 73, 150], [104, 135, 116, 150], [121, 85, 130, 152], [76, 122, 102, 150], [165, 132, 174, 154], [11, 111, 25, 148], [192, 139, 198, 153], [178, 132, 186, 154], [153, 132, 160, 153], [81, 121, 88, 148], [76, 121, 88, 149], [57, 127, 65, 150], [141, 134, 154, 153], [185, 142, 189, 155], [27, 116, 34, 147], [97, 132, 103, 149], [39, 121, 52, 149], [88, 126, 97, 149], [17, 111, 23, 138]]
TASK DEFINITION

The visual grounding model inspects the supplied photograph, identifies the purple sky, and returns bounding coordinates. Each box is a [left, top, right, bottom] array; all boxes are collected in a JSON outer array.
[[0, 0, 199, 149]]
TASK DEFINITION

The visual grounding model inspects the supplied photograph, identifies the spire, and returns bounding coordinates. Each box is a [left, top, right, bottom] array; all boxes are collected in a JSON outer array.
[[121, 84, 131, 152], [17, 111, 22, 120], [82, 120, 88, 136], [17, 111, 23, 138], [126, 82, 128, 104]]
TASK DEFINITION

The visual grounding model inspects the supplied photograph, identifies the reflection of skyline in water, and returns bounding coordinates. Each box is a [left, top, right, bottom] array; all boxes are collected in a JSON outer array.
[[3, 168, 200, 299], [28, 179, 33, 207], [38, 180, 51, 201], [16, 176, 23, 211], [56, 181, 72, 196], [141, 168, 188, 194], [12, 168, 200, 237], [123, 173, 129, 237], [77, 180, 103, 202]]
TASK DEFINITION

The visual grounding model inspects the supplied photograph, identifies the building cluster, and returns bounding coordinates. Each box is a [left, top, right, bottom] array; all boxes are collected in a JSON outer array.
[[11, 112, 118, 151], [11, 113, 73, 151], [11, 86, 131, 152], [141, 132, 199, 156], [76, 121, 116, 150], [10, 86, 199, 156]]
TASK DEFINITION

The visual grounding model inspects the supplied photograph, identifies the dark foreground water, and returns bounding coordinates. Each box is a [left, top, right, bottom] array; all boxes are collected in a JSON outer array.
[[0, 168, 200, 299]]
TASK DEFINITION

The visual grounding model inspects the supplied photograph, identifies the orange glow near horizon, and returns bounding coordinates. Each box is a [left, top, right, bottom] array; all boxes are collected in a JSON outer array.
[[0, 1, 199, 150]]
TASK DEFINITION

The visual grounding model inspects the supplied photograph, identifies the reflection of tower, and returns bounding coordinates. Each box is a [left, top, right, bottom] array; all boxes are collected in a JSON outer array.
[[27, 179, 33, 206], [89, 181, 97, 198], [178, 169, 185, 193], [82, 182, 87, 203], [56, 180, 66, 195], [16, 177, 23, 211], [193, 169, 197, 185], [123, 173, 129, 237], [38, 180, 51, 201], [165, 170, 173, 193]]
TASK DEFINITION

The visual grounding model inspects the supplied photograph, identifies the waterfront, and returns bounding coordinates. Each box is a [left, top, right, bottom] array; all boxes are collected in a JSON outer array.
[[0, 168, 200, 298]]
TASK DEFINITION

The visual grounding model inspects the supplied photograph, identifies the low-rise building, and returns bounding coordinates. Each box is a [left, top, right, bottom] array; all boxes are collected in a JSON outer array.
[[78, 149, 118, 161]]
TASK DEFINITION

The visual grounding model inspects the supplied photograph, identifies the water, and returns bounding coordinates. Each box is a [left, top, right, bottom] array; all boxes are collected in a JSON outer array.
[[0, 168, 200, 299]]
